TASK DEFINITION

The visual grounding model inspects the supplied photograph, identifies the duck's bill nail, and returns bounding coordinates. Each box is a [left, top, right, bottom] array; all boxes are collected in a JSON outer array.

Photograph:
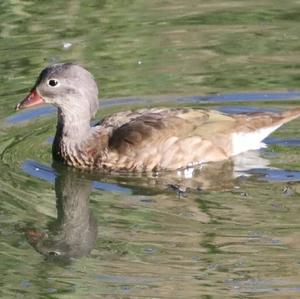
[[15, 89, 45, 110]]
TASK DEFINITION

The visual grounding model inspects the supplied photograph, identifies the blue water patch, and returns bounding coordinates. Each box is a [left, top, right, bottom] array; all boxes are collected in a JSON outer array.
[[247, 168, 300, 182], [8, 106, 56, 124], [21, 160, 56, 182], [92, 181, 132, 194], [177, 91, 300, 103], [265, 137, 300, 146], [217, 106, 280, 114], [21, 160, 132, 194]]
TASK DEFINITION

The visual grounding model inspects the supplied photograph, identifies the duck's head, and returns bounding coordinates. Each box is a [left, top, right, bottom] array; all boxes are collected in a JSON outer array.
[[16, 63, 99, 119]]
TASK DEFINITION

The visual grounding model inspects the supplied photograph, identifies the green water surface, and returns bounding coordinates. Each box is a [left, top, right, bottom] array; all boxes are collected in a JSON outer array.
[[1, 1, 300, 298]]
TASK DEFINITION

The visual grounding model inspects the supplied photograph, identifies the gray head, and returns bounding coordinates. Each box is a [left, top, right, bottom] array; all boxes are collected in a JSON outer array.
[[17, 63, 99, 119]]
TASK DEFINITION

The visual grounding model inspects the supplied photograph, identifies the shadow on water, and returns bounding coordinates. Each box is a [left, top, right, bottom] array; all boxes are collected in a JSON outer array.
[[25, 163, 98, 263]]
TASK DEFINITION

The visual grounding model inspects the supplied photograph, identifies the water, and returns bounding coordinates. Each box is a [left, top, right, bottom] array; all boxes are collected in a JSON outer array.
[[1, 1, 300, 298]]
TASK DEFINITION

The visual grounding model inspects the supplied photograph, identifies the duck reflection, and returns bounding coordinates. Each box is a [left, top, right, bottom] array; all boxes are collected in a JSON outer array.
[[90, 150, 271, 193], [24, 150, 271, 260], [26, 163, 97, 260]]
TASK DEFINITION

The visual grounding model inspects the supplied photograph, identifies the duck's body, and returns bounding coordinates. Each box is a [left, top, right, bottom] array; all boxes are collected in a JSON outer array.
[[54, 107, 232, 171], [16, 63, 300, 172], [52, 107, 300, 172]]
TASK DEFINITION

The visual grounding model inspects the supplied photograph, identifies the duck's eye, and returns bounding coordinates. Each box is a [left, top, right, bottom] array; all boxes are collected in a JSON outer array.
[[47, 79, 59, 87]]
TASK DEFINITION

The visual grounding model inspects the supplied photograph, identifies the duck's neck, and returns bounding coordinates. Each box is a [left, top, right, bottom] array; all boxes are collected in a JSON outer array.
[[56, 108, 92, 141], [53, 108, 93, 161]]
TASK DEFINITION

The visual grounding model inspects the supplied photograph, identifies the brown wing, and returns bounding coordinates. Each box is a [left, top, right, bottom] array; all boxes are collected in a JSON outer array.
[[103, 108, 235, 171], [108, 108, 205, 152]]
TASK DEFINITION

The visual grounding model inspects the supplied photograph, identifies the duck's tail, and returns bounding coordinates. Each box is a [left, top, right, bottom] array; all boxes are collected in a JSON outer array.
[[231, 107, 300, 156], [278, 107, 300, 124]]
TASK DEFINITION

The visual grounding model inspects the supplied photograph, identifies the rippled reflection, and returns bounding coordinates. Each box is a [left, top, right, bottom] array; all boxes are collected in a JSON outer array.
[[26, 163, 97, 261]]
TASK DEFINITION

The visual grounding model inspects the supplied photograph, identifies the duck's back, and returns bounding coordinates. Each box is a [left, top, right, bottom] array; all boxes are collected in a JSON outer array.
[[96, 108, 236, 171]]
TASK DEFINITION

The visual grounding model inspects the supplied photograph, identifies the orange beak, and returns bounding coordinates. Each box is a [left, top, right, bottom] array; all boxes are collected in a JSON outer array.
[[16, 89, 45, 110]]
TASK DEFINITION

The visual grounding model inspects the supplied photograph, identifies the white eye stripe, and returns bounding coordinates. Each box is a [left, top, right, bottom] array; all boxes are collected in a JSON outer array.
[[47, 78, 60, 87]]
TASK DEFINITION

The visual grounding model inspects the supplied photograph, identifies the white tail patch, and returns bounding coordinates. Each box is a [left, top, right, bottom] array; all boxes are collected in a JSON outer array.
[[231, 125, 281, 156]]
